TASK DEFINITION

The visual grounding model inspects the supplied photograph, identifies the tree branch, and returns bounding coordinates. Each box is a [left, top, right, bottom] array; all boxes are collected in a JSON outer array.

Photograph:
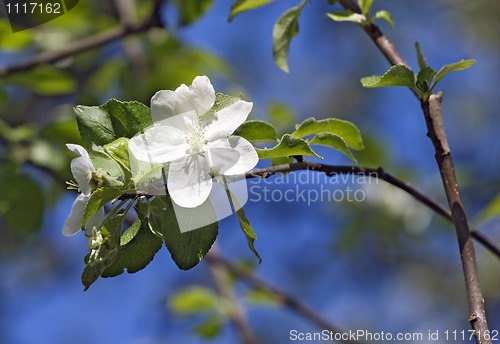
[[0, 0, 164, 78], [243, 161, 500, 259], [334, 1, 491, 341], [421, 93, 489, 340], [205, 252, 363, 344]]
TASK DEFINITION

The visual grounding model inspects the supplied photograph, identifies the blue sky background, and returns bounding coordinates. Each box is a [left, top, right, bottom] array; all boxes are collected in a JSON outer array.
[[1, 0, 500, 343]]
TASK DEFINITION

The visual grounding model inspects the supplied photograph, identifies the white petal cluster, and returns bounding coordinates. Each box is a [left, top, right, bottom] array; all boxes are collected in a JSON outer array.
[[129, 76, 258, 208]]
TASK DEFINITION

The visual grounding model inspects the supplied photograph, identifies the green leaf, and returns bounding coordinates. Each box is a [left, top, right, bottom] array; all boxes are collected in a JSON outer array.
[[256, 134, 322, 160], [271, 156, 294, 166], [212, 93, 241, 112], [415, 66, 436, 97], [416, 66, 436, 84], [173, 0, 214, 26], [193, 317, 223, 339], [104, 137, 132, 183], [75, 98, 152, 146], [358, 0, 374, 15], [268, 101, 297, 132], [119, 219, 141, 245], [81, 213, 125, 290], [361, 65, 416, 89], [229, 0, 277, 22], [373, 10, 393, 29], [75, 98, 152, 175], [101, 202, 163, 277], [415, 42, 428, 70], [431, 59, 476, 91], [246, 288, 279, 305], [169, 286, 219, 315], [309, 132, 356, 162], [82, 188, 124, 228], [234, 120, 277, 142], [272, 0, 308, 73], [150, 196, 218, 270], [292, 117, 364, 150], [0, 19, 32, 49], [29, 140, 67, 172], [221, 180, 261, 263], [237, 207, 261, 263], [474, 193, 500, 224], [0, 165, 44, 234], [327, 11, 365, 24], [4, 65, 77, 95]]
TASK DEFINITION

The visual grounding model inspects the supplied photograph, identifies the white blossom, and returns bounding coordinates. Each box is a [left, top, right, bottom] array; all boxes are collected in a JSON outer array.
[[62, 144, 104, 236], [128, 76, 258, 208]]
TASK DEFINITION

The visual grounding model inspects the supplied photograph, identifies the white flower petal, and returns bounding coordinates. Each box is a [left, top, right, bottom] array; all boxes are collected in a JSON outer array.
[[66, 144, 90, 159], [177, 76, 215, 116], [168, 155, 213, 208], [62, 193, 89, 236], [204, 100, 253, 141], [208, 136, 258, 176], [70, 156, 94, 195], [151, 76, 215, 129], [85, 206, 105, 236], [129, 125, 188, 164]]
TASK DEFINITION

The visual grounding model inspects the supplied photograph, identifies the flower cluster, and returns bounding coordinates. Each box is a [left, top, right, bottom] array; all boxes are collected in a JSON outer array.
[[64, 76, 258, 236]]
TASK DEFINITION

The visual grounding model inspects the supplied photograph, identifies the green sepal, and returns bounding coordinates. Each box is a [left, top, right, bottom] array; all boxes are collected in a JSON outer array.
[[256, 134, 322, 160], [234, 120, 278, 142]]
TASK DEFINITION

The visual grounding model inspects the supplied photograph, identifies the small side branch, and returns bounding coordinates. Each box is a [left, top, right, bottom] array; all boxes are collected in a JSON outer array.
[[206, 253, 363, 344], [0, 0, 164, 78]]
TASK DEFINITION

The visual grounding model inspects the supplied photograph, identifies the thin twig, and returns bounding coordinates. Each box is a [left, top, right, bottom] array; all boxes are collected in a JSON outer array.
[[244, 161, 500, 258], [0, 0, 164, 78], [206, 248, 258, 344], [334, 1, 491, 341], [205, 253, 363, 344], [336, 0, 407, 66]]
